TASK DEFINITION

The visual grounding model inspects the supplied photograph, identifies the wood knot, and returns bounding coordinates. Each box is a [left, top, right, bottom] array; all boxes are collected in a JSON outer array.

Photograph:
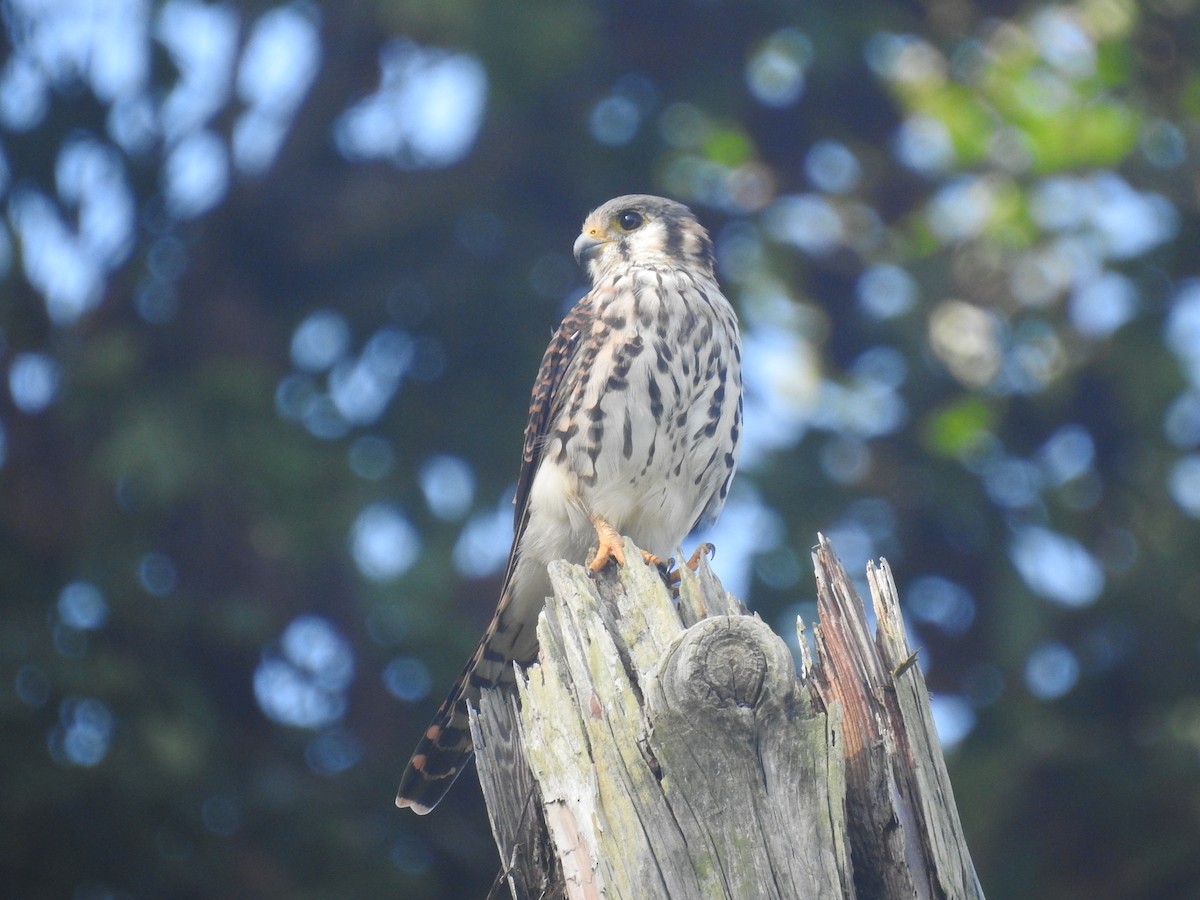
[[700, 628, 767, 708], [654, 616, 792, 719]]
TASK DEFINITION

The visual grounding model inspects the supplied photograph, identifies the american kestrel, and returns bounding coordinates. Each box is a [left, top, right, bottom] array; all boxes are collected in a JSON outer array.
[[396, 194, 743, 813]]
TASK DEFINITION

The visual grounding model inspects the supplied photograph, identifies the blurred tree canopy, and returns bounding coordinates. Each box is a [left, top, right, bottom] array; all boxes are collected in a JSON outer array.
[[2, 0, 1199, 897]]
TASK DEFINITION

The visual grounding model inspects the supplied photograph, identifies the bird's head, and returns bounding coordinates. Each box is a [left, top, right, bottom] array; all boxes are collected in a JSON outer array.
[[573, 194, 715, 281]]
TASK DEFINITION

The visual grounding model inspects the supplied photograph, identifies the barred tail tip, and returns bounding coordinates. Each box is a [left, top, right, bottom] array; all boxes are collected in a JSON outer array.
[[396, 747, 465, 814], [395, 793, 434, 815]]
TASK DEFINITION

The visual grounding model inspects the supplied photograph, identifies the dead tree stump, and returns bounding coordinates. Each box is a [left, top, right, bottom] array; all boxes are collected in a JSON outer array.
[[470, 535, 984, 900]]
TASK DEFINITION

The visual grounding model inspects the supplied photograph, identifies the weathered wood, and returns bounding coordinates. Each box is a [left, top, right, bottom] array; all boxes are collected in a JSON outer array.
[[867, 560, 982, 898], [473, 535, 983, 900], [470, 689, 562, 900], [811, 535, 984, 900]]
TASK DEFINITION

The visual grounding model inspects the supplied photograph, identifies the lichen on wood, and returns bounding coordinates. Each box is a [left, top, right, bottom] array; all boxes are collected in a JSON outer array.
[[471, 535, 983, 900]]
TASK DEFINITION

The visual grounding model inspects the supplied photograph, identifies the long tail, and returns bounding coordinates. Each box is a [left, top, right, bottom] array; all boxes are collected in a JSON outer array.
[[394, 656, 478, 814], [395, 585, 539, 814]]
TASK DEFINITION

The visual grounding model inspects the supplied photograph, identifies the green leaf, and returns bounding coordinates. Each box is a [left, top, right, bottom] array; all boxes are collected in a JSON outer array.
[[922, 397, 996, 458]]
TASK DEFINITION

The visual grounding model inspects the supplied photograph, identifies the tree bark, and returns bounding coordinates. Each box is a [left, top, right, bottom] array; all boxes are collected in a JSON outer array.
[[471, 535, 984, 899]]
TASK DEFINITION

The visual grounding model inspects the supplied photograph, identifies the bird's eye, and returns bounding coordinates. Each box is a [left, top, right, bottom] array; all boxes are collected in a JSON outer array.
[[616, 210, 644, 231]]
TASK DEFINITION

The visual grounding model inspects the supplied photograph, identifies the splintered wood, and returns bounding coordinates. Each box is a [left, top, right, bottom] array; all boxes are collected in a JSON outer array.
[[471, 536, 984, 900]]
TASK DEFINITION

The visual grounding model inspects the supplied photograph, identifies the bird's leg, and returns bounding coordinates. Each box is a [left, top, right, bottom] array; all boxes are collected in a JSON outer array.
[[587, 513, 627, 573], [640, 549, 668, 568], [685, 542, 715, 571], [662, 543, 716, 587], [585, 514, 669, 573]]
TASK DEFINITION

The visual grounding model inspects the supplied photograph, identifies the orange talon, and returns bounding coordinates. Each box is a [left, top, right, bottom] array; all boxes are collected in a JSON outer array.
[[640, 549, 667, 568], [587, 514, 627, 573], [685, 543, 715, 571]]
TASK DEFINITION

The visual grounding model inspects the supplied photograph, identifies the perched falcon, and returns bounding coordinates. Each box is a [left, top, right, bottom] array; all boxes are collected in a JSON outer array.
[[396, 194, 743, 814]]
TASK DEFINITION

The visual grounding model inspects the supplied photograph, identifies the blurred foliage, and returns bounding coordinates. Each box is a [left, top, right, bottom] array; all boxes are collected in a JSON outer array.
[[2, 0, 1200, 897]]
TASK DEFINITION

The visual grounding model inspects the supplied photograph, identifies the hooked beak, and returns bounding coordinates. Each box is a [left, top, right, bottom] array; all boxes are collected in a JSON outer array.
[[573, 232, 605, 266]]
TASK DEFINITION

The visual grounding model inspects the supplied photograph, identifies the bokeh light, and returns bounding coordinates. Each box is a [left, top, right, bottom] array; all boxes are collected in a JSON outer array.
[[8, 351, 61, 413], [453, 496, 515, 580], [382, 655, 433, 703], [351, 503, 421, 581], [1024, 641, 1080, 700], [1009, 526, 1104, 608], [138, 552, 178, 596], [334, 39, 487, 169], [291, 309, 351, 372], [255, 615, 355, 729], [49, 697, 115, 768], [163, 129, 228, 218], [305, 728, 362, 775], [57, 581, 109, 630], [805, 140, 861, 194], [745, 28, 812, 107], [931, 694, 976, 747], [419, 455, 475, 521], [906, 576, 976, 635], [233, 3, 321, 174]]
